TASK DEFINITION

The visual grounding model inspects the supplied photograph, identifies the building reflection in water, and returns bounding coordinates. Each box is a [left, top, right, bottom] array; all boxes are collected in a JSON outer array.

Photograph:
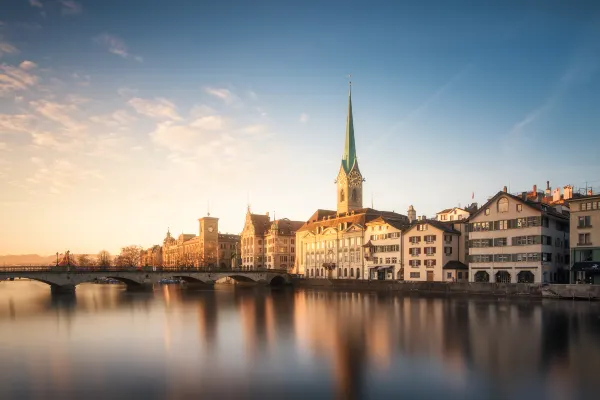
[[3, 282, 600, 399]]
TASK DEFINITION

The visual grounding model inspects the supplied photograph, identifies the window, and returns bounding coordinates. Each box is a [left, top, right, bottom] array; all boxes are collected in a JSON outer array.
[[425, 235, 436, 243], [425, 259, 436, 267], [410, 248, 421, 256], [498, 220, 508, 230], [494, 238, 507, 246], [444, 235, 452, 243], [351, 189, 357, 202], [498, 198, 509, 213], [450, 215, 454, 221], [410, 272, 420, 278], [579, 233, 591, 245], [340, 189, 345, 202], [542, 253, 552, 262], [391, 257, 397, 264], [409, 236, 421, 244], [444, 247, 452, 255], [447, 272, 452, 279], [578, 216, 592, 228], [409, 260, 421, 267], [485, 208, 490, 215], [517, 204, 523, 212], [425, 247, 436, 256]]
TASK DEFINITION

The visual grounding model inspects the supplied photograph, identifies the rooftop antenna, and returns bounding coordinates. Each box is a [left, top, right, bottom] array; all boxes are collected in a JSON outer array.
[[371, 193, 374, 209], [207, 200, 210, 217]]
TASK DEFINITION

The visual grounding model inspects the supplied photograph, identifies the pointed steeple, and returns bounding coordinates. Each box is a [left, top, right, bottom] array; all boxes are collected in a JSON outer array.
[[342, 80, 357, 173]]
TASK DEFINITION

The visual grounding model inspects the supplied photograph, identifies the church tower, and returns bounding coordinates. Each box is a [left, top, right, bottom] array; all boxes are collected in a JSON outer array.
[[336, 81, 363, 214]]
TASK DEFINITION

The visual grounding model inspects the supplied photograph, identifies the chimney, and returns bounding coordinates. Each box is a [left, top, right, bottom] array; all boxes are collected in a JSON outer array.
[[503, 186, 508, 193], [564, 185, 573, 200], [545, 181, 551, 197], [521, 192, 527, 201], [553, 188, 561, 202], [588, 189, 593, 196], [407, 205, 416, 223], [533, 184, 537, 194]]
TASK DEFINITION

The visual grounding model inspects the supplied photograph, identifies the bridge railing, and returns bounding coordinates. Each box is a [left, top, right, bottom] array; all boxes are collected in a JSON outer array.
[[0, 266, 291, 274]]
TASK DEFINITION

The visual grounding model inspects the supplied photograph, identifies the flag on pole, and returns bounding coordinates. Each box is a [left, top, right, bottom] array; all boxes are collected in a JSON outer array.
[[471, 192, 474, 199]]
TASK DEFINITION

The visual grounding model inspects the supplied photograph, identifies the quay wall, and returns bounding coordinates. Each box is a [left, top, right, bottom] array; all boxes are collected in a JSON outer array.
[[292, 279, 600, 300]]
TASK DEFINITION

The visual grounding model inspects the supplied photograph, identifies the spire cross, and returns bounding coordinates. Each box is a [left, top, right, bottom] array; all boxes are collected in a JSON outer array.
[[347, 74, 352, 88]]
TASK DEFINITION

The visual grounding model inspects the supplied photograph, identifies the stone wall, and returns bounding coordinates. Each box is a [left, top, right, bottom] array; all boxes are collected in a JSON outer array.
[[293, 279, 600, 300]]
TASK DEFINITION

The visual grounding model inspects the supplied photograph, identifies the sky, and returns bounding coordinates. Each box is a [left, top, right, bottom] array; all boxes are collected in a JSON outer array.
[[1, 0, 600, 255]]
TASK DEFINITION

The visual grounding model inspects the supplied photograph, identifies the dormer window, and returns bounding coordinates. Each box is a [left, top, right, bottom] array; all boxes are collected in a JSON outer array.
[[498, 198, 509, 213], [485, 209, 490, 215]]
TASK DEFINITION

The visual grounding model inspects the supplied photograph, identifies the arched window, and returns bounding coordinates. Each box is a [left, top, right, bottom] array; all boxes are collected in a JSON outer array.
[[351, 189, 357, 202], [498, 198, 509, 213], [474, 271, 490, 282], [340, 189, 345, 202], [311, 269, 314, 277], [321, 268, 324, 277], [344, 268, 348, 277], [350, 268, 354, 277], [496, 270, 511, 283], [517, 271, 534, 283], [316, 269, 319, 277], [338, 267, 342, 277]]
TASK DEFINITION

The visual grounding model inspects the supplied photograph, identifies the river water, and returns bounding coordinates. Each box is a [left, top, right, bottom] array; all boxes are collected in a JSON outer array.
[[1, 281, 599, 400]]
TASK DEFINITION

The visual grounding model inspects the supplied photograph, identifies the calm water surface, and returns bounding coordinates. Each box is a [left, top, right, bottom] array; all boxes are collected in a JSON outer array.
[[1, 281, 600, 399]]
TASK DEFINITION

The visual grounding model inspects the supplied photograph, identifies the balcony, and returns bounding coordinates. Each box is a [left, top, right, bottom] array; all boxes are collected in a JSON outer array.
[[577, 224, 593, 229], [577, 242, 593, 246]]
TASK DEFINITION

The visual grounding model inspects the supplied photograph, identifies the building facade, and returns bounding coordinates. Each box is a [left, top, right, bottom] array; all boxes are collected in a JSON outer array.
[[436, 207, 471, 222], [363, 216, 407, 280], [140, 245, 162, 267], [402, 219, 465, 282], [295, 84, 409, 279], [468, 189, 570, 283], [161, 215, 239, 269], [240, 209, 303, 270], [567, 194, 600, 284]]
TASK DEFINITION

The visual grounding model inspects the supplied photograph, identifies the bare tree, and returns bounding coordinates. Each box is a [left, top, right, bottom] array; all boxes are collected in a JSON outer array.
[[77, 254, 95, 267], [98, 250, 112, 267], [118, 245, 143, 268]]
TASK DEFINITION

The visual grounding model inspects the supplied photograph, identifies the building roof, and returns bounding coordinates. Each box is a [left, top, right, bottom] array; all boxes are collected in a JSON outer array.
[[443, 260, 469, 270], [270, 218, 305, 235], [297, 208, 408, 233], [470, 191, 569, 221], [219, 233, 241, 241], [566, 194, 600, 203], [247, 212, 271, 235], [403, 219, 461, 235], [341, 84, 357, 174]]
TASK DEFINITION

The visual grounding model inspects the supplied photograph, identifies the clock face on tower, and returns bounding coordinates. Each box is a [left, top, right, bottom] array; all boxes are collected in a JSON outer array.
[[208, 226, 214, 233], [348, 170, 362, 188]]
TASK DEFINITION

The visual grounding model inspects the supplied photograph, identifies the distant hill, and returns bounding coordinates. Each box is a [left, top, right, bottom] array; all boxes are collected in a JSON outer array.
[[0, 254, 57, 266]]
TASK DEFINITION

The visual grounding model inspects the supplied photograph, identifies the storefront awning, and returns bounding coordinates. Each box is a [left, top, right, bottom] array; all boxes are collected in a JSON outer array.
[[572, 262, 600, 272]]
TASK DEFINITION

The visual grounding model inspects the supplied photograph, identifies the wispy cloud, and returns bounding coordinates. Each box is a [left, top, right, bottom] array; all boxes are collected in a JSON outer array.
[[60, 1, 82, 16], [29, 0, 43, 8], [29, 99, 84, 131], [128, 97, 181, 120], [0, 114, 35, 134], [19, 60, 37, 70], [204, 87, 237, 104], [94, 33, 142, 62], [0, 64, 39, 95], [190, 115, 227, 131], [0, 41, 18, 58], [299, 113, 309, 123]]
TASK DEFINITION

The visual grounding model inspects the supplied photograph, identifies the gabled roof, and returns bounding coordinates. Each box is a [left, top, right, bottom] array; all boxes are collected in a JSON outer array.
[[443, 260, 468, 270], [247, 213, 271, 235], [469, 191, 569, 221], [437, 207, 468, 215], [403, 219, 461, 235]]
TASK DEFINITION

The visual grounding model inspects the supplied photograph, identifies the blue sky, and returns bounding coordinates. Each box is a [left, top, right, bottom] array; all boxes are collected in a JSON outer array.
[[1, 0, 599, 254]]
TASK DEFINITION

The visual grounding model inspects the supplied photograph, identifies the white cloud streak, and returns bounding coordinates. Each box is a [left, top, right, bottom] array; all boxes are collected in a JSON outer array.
[[128, 97, 181, 120], [299, 113, 309, 123], [0, 63, 39, 95], [94, 33, 142, 62], [204, 87, 237, 104]]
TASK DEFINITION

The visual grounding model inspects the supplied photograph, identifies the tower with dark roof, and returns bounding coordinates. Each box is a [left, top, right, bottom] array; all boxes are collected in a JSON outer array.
[[336, 81, 364, 214]]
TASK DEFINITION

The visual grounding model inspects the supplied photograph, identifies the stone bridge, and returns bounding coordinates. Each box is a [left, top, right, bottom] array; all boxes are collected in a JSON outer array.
[[0, 267, 292, 294]]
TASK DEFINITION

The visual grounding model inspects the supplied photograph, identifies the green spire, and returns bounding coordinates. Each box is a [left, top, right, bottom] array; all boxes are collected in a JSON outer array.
[[342, 82, 356, 173]]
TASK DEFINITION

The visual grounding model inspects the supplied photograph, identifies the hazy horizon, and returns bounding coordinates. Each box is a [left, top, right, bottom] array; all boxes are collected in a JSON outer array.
[[1, 0, 599, 255]]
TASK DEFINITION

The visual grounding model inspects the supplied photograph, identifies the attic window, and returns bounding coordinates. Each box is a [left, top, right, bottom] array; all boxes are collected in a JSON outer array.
[[517, 204, 523, 212], [498, 198, 509, 213], [485, 209, 490, 215]]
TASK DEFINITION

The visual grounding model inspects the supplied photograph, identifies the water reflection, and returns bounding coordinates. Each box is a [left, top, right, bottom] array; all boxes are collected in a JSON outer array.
[[1, 282, 599, 399]]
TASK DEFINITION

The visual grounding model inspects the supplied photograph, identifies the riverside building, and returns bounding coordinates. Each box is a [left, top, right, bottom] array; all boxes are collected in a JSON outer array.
[[467, 187, 570, 283]]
